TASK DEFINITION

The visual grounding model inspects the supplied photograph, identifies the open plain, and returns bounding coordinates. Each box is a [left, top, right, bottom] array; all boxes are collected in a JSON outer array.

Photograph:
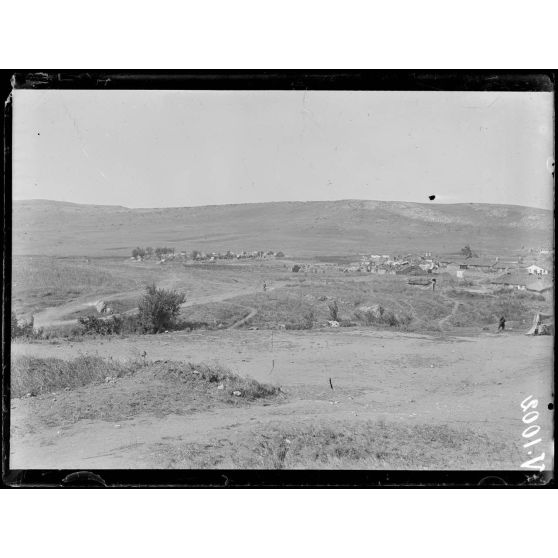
[[9, 199, 554, 470]]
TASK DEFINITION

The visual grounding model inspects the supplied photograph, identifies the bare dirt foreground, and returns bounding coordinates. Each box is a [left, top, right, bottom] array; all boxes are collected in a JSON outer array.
[[10, 329, 554, 470]]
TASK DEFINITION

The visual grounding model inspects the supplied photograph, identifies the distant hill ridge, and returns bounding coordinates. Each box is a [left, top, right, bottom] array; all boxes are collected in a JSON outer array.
[[12, 198, 553, 257]]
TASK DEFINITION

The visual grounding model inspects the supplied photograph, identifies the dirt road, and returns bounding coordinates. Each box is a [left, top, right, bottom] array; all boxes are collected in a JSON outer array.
[[10, 329, 553, 469], [32, 280, 287, 330]]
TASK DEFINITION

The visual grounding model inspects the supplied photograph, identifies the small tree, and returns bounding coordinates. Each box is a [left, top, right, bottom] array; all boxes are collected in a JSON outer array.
[[460, 245, 477, 259], [328, 300, 340, 322], [137, 284, 186, 333]]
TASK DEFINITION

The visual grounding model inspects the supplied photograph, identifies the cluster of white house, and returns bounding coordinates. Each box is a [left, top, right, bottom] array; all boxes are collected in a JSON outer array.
[[342, 253, 439, 274], [337, 252, 553, 295]]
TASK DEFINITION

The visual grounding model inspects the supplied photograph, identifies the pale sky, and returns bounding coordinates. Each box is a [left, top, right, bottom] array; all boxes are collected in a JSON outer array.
[[12, 89, 554, 210]]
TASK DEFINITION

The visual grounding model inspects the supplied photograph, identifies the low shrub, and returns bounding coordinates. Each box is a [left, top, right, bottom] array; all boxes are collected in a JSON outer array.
[[77, 314, 123, 335], [353, 307, 412, 329], [285, 308, 315, 330], [185, 362, 281, 401], [11, 312, 38, 339], [285, 322, 312, 330]]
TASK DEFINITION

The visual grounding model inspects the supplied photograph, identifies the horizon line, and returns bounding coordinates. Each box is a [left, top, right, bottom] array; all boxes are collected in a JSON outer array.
[[12, 197, 553, 212]]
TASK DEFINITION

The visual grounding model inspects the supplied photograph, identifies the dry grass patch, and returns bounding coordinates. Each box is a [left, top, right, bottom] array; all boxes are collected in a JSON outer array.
[[11, 358, 282, 432], [11, 355, 143, 398], [160, 420, 523, 470], [180, 302, 248, 329], [12, 256, 138, 317]]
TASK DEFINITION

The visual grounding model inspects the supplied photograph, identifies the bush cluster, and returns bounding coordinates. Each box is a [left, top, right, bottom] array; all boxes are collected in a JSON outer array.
[[132, 246, 175, 259], [11, 312, 41, 339], [353, 307, 412, 328], [286, 308, 315, 330], [137, 284, 186, 333], [77, 315, 124, 335]]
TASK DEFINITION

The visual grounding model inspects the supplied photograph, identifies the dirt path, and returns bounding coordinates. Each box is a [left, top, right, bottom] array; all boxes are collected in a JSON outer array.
[[438, 295, 460, 329], [32, 289, 144, 329], [10, 330, 553, 469], [32, 281, 287, 330], [229, 305, 258, 329]]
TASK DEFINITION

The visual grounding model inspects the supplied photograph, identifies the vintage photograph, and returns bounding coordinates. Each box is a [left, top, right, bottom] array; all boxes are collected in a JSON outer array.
[[6, 76, 554, 474]]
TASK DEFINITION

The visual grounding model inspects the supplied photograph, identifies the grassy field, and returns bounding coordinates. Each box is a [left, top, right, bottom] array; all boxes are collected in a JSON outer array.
[[12, 256, 135, 317], [11, 256, 168, 318], [11, 256, 285, 322], [158, 420, 522, 470], [229, 275, 454, 331], [445, 288, 549, 328], [12, 254, 552, 338]]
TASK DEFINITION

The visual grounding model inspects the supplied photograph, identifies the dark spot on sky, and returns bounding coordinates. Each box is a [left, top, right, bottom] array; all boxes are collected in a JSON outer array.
[[37, 132, 40, 135], [428, 195, 436, 201]]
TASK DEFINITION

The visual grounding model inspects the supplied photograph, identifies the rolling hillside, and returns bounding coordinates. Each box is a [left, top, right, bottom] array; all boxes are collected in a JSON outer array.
[[12, 199, 553, 257]]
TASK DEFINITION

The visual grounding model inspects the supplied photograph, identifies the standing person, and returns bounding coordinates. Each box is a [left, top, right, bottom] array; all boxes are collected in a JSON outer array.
[[498, 316, 506, 333], [263, 281, 267, 292], [432, 278, 437, 292]]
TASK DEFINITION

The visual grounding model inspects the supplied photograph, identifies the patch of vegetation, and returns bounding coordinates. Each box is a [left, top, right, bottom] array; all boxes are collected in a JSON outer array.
[[164, 362, 281, 401], [132, 246, 175, 259], [11, 355, 145, 398], [159, 420, 522, 469], [77, 315, 124, 335], [284, 308, 315, 330], [11, 256, 137, 317], [137, 284, 186, 333], [493, 288, 545, 301], [328, 299, 340, 321], [181, 302, 247, 329], [353, 307, 412, 329], [11, 312, 39, 339], [450, 290, 549, 327], [460, 245, 478, 259], [12, 359, 282, 431], [64, 299, 135, 320]]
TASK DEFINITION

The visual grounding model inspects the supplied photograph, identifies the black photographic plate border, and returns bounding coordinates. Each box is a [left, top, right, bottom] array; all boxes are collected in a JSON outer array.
[[2, 70, 555, 487]]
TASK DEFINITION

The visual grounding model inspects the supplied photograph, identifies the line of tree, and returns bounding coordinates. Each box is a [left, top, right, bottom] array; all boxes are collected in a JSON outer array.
[[131, 247, 285, 260], [132, 246, 175, 259]]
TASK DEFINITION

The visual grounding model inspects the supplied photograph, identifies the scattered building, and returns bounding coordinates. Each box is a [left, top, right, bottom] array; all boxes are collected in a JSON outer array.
[[526, 264, 549, 276]]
